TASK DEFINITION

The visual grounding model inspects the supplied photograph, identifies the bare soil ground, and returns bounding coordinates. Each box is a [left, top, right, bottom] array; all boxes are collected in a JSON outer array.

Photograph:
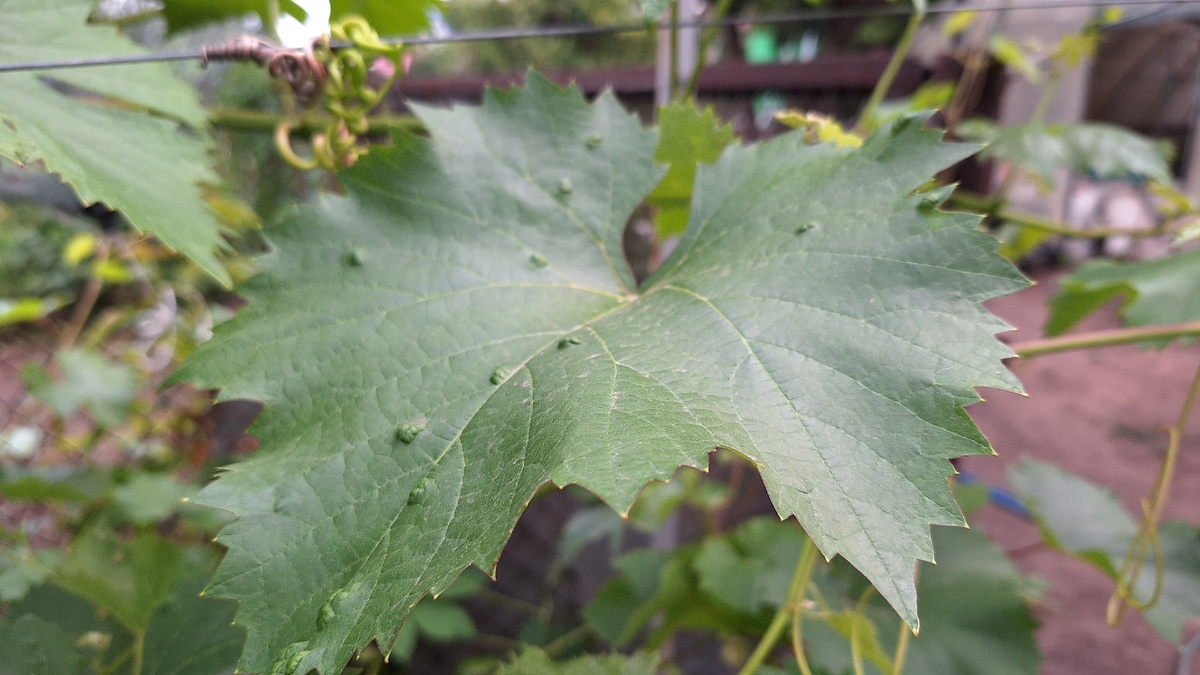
[[964, 269, 1200, 675]]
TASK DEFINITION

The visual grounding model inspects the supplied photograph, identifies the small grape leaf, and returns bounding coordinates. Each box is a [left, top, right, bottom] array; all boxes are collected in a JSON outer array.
[[0, 547, 60, 603], [52, 529, 182, 634], [1011, 459, 1200, 643], [329, 0, 445, 35], [649, 102, 738, 237], [177, 73, 1023, 674], [694, 517, 807, 615], [1045, 248, 1200, 341], [958, 119, 1173, 184], [21, 348, 139, 428], [110, 473, 196, 525], [0, 0, 230, 286]]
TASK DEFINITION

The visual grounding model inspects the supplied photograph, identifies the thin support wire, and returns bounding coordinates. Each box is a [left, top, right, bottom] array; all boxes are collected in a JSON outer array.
[[1, 0, 1198, 74]]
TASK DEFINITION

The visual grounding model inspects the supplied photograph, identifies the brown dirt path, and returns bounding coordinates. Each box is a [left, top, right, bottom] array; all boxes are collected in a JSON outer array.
[[963, 270, 1200, 675]]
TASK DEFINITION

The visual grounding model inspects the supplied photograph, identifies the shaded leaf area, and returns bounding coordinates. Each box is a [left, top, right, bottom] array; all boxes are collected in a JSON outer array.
[[0, 615, 79, 675], [0, 0, 229, 286], [649, 103, 738, 237], [495, 648, 659, 675], [585, 518, 800, 649], [178, 74, 1022, 674], [958, 119, 1173, 184], [390, 570, 485, 663], [0, 465, 216, 531], [1045, 248, 1200, 341], [1010, 459, 1200, 643], [587, 518, 1040, 675], [0, 541, 243, 675], [160, 0, 307, 33]]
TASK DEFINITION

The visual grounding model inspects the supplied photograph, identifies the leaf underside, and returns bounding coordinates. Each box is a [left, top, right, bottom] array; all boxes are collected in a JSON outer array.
[[0, 0, 229, 286], [177, 74, 1024, 674]]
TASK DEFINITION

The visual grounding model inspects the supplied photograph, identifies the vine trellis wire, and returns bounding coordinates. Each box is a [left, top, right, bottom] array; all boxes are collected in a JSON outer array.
[[0, 0, 1197, 74]]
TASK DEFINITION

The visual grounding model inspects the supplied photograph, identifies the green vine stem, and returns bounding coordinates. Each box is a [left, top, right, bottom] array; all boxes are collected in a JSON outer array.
[[949, 190, 1174, 239], [265, 0, 282, 43], [890, 566, 918, 675], [1029, 66, 1062, 125], [741, 538, 819, 675], [681, 0, 736, 100], [1011, 321, 1200, 358], [1107, 358, 1200, 625], [131, 633, 144, 675], [790, 597, 816, 675], [855, 4, 925, 134], [849, 587, 876, 675], [789, 540, 820, 675]]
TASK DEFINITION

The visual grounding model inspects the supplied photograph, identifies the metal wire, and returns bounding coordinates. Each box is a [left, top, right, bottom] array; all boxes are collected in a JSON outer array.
[[0, 0, 1197, 74]]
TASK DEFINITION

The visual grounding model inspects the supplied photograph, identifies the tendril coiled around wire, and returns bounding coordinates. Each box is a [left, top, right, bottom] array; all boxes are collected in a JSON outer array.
[[272, 16, 405, 171]]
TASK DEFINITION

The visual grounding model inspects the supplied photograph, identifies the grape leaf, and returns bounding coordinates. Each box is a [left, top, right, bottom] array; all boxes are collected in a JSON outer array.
[[0, 0, 230, 287], [1045, 248, 1200, 340], [110, 473, 196, 525], [21, 348, 139, 428], [897, 527, 1041, 674], [5, 549, 243, 675], [329, 0, 445, 35], [958, 119, 1173, 184], [649, 102, 738, 237], [1010, 459, 1200, 643], [805, 527, 1041, 675], [142, 562, 245, 675], [177, 74, 1022, 674], [0, 615, 80, 675], [52, 529, 183, 634]]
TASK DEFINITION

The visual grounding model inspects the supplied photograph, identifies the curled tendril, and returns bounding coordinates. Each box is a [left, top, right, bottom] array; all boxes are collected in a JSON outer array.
[[273, 15, 405, 171]]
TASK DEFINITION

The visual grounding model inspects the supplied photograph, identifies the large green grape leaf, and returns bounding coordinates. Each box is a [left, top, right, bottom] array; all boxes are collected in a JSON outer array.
[[177, 74, 1023, 674], [0, 0, 230, 287]]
